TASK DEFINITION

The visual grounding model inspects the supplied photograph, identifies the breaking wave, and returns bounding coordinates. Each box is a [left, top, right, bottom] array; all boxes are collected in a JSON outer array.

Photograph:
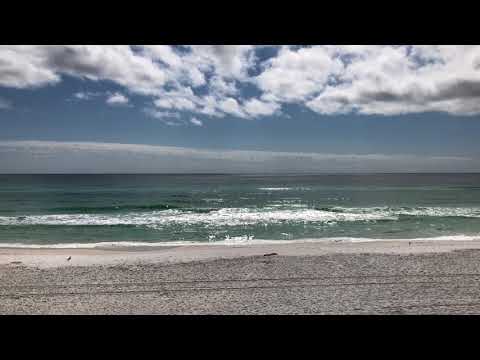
[[319, 206, 480, 218], [2, 206, 480, 228], [0, 234, 479, 249]]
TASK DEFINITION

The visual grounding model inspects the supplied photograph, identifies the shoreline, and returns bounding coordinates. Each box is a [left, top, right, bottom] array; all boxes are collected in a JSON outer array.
[[3, 238, 480, 268]]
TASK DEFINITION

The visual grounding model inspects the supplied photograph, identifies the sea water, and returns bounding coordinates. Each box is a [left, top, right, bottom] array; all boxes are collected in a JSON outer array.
[[1, 173, 480, 247]]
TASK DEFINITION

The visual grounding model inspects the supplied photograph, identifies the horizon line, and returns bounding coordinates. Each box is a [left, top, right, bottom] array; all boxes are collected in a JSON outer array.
[[2, 172, 480, 176]]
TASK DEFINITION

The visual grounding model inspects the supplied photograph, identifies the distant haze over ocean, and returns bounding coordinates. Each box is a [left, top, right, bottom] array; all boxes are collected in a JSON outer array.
[[0, 141, 477, 174]]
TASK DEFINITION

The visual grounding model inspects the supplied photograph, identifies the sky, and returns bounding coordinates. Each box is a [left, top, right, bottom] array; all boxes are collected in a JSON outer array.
[[1, 45, 480, 173]]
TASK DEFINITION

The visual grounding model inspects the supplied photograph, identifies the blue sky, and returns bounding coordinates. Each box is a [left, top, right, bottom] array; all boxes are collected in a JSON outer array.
[[1, 45, 480, 173]]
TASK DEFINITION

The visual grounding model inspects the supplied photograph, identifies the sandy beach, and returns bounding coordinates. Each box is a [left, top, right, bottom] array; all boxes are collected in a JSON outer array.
[[3, 239, 480, 314]]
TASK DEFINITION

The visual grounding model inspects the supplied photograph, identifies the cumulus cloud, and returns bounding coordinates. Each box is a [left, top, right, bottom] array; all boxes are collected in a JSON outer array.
[[0, 46, 166, 93], [307, 45, 480, 116], [217, 97, 245, 117], [186, 45, 255, 80], [3, 45, 480, 118], [190, 117, 203, 126], [256, 45, 343, 103], [106, 92, 129, 105], [0, 46, 61, 88], [243, 98, 280, 117], [0, 141, 475, 173], [154, 91, 196, 111]]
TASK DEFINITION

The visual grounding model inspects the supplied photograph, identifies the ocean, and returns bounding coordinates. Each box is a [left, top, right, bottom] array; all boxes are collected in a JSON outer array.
[[1, 173, 480, 247]]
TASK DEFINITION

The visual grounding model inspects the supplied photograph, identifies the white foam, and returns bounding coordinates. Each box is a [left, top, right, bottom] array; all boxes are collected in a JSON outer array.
[[1, 234, 479, 249], [333, 206, 480, 218], [1, 206, 480, 228], [0, 241, 170, 249], [258, 187, 292, 191], [0, 208, 392, 227], [258, 187, 311, 191]]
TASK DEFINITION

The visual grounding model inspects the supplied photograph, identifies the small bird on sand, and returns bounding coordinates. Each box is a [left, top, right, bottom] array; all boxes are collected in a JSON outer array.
[[409, 241, 412, 246], [67, 256, 71, 261]]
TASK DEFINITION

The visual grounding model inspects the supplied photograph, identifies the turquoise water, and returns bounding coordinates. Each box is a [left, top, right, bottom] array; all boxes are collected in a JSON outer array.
[[1, 174, 480, 246]]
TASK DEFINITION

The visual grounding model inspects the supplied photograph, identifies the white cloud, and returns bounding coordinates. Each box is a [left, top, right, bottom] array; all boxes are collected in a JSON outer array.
[[106, 92, 129, 105], [186, 45, 255, 80], [258, 45, 480, 116], [256, 45, 343, 103], [0, 46, 167, 94], [0, 46, 60, 88], [209, 75, 238, 96], [73, 91, 101, 100], [143, 108, 190, 127], [243, 98, 280, 117], [74, 92, 89, 100], [140, 45, 206, 87], [3, 45, 480, 118], [307, 45, 480, 116], [218, 97, 245, 117], [190, 117, 203, 126], [154, 93, 196, 111], [144, 108, 181, 119]]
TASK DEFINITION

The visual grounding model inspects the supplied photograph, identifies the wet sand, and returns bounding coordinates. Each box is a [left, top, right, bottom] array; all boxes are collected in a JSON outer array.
[[2, 240, 480, 314]]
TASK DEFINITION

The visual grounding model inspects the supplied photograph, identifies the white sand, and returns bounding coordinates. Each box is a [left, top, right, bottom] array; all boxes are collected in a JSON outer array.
[[3, 238, 480, 268]]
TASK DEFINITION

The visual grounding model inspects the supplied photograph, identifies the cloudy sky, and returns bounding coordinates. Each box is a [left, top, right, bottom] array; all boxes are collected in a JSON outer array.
[[1, 45, 480, 173]]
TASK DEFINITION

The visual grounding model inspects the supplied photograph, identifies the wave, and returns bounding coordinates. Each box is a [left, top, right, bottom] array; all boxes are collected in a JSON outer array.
[[258, 187, 311, 191], [48, 203, 181, 213], [47, 204, 221, 215], [321, 206, 480, 218], [315, 207, 345, 213], [1, 234, 479, 249], [0, 208, 391, 227], [258, 187, 292, 191], [2, 206, 480, 227]]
